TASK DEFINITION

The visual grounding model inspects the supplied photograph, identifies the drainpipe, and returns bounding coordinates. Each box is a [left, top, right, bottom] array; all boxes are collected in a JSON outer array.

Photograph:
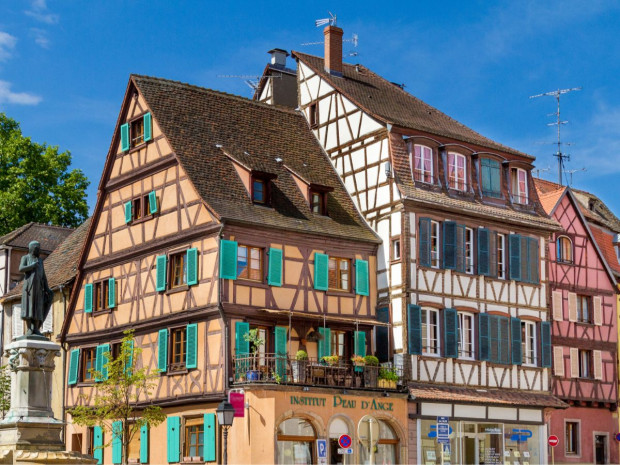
[[216, 224, 229, 394], [59, 283, 67, 444]]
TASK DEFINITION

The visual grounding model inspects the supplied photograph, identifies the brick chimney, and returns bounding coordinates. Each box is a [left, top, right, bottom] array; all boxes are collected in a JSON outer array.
[[324, 25, 343, 77]]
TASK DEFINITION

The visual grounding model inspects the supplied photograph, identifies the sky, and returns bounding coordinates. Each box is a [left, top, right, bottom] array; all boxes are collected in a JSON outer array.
[[2, 1, 620, 216]]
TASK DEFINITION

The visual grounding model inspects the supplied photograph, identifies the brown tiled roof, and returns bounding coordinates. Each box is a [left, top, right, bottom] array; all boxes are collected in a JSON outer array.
[[131, 75, 378, 244], [408, 383, 568, 409], [533, 179, 565, 215], [2, 218, 91, 302], [572, 189, 620, 233], [293, 51, 531, 158], [589, 225, 620, 276], [0, 223, 73, 253]]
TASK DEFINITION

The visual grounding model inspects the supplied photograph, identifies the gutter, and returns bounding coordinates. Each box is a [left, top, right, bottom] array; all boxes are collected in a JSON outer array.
[[59, 283, 68, 444]]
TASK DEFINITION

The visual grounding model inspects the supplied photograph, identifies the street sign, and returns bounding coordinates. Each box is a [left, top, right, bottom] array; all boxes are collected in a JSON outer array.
[[338, 434, 352, 449], [317, 439, 327, 465], [337, 448, 353, 455], [548, 435, 559, 447], [437, 416, 450, 444], [358, 415, 380, 446]]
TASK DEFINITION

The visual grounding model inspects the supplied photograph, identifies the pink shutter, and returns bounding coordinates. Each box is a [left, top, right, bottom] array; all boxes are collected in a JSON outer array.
[[593, 350, 603, 380], [593, 296, 602, 326], [552, 290, 563, 321], [553, 347, 564, 377], [570, 348, 579, 378], [568, 293, 577, 322]]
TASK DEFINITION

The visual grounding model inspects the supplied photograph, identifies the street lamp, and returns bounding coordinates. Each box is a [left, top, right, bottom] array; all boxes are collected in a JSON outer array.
[[216, 400, 235, 465]]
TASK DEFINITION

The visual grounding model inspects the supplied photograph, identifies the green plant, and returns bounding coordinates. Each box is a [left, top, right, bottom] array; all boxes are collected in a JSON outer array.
[[244, 329, 265, 370], [364, 355, 379, 366], [273, 372, 283, 384], [295, 350, 308, 361], [378, 367, 399, 382], [0, 365, 10, 418], [351, 355, 365, 365], [321, 355, 339, 366]]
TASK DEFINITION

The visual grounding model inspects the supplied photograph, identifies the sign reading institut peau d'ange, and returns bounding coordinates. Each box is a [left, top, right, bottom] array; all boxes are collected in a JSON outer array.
[[290, 395, 394, 411]]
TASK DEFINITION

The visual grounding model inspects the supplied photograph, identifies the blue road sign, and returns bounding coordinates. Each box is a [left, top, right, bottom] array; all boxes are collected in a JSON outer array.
[[437, 416, 450, 444], [317, 439, 327, 459]]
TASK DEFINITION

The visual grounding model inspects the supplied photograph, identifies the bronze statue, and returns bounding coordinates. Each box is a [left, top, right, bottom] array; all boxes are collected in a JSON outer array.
[[18, 241, 53, 337]]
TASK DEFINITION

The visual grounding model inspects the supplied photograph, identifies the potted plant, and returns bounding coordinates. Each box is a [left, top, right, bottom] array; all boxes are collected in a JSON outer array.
[[244, 328, 265, 381], [292, 350, 309, 383], [363, 355, 379, 388], [322, 355, 339, 366], [378, 366, 399, 389], [351, 355, 366, 367]]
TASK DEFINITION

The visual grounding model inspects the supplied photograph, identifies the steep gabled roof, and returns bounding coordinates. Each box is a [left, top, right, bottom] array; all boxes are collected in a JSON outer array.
[[292, 51, 531, 158], [533, 179, 565, 215], [0, 223, 73, 253], [130, 75, 378, 243]]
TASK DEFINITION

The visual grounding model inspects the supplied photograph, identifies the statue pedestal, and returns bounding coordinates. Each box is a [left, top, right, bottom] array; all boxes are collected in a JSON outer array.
[[0, 338, 95, 464]]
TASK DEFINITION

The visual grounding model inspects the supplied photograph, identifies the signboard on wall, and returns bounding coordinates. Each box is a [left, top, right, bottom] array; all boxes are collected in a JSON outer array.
[[228, 390, 245, 418]]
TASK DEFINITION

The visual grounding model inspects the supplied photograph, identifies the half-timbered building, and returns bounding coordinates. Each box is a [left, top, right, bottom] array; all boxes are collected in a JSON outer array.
[[256, 25, 567, 464], [535, 179, 618, 464], [60, 75, 409, 464]]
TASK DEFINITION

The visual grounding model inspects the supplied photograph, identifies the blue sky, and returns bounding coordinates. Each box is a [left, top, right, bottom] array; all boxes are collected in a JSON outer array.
[[2, 1, 620, 215]]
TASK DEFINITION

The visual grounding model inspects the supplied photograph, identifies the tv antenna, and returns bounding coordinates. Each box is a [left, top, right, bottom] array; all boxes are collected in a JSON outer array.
[[217, 74, 282, 95], [530, 87, 581, 185], [533, 166, 551, 178], [564, 167, 586, 187], [315, 12, 337, 27]]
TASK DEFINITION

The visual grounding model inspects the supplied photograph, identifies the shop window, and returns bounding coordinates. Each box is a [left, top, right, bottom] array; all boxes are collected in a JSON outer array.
[[170, 326, 187, 372], [276, 417, 316, 465], [359, 418, 399, 465], [577, 295, 591, 323], [556, 236, 573, 264], [169, 251, 187, 288], [521, 321, 537, 366], [458, 312, 474, 359], [81, 347, 96, 382], [237, 245, 263, 281], [328, 257, 350, 291], [566, 421, 579, 455], [412, 144, 434, 184], [511, 168, 528, 204], [448, 152, 467, 191], [481, 158, 501, 198], [392, 238, 401, 261], [184, 417, 204, 460], [422, 308, 439, 355], [578, 350, 591, 378]]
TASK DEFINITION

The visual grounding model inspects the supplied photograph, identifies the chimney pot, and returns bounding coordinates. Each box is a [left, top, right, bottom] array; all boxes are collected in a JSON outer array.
[[324, 25, 344, 77], [268, 48, 289, 68]]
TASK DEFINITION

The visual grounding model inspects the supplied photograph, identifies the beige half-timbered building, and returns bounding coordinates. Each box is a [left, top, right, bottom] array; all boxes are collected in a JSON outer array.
[[61, 75, 409, 465]]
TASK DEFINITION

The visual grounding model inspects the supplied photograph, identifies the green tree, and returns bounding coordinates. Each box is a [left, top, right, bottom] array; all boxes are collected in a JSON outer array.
[[70, 331, 165, 464], [0, 365, 10, 418], [0, 113, 89, 235]]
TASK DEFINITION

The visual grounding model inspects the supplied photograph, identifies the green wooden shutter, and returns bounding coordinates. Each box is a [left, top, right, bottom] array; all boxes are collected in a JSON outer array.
[[528, 237, 539, 284], [274, 326, 287, 378], [511, 317, 522, 365], [120, 123, 129, 152], [186, 323, 198, 369], [204, 413, 216, 462], [499, 317, 510, 364], [418, 218, 431, 267], [112, 420, 122, 464], [509, 234, 521, 281], [443, 221, 457, 269], [407, 304, 422, 355], [101, 344, 110, 380], [318, 327, 331, 360], [158, 329, 168, 372], [456, 224, 466, 273], [268, 248, 283, 287], [478, 228, 490, 276], [156, 255, 167, 292], [125, 339, 134, 376], [95, 345, 103, 382], [479, 313, 490, 361], [235, 321, 250, 378], [84, 283, 93, 313], [354, 330, 366, 373], [220, 239, 238, 280], [68, 348, 80, 385], [108, 277, 116, 308], [541, 321, 552, 367], [520, 236, 529, 283], [148, 190, 158, 214], [140, 423, 149, 464], [355, 259, 369, 296], [376, 307, 390, 363], [143, 112, 152, 142], [167, 416, 181, 463], [489, 315, 499, 363], [93, 426, 103, 464], [124, 201, 132, 224], [443, 308, 458, 358], [186, 248, 198, 286], [481, 158, 491, 193], [314, 252, 329, 290]]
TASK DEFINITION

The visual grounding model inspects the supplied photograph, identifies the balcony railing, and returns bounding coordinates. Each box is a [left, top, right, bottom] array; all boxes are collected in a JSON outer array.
[[232, 354, 403, 390]]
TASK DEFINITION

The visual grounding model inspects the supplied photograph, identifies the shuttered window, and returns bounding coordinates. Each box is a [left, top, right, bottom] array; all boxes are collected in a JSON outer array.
[[511, 318, 522, 365], [220, 240, 238, 280], [443, 221, 456, 270], [458, 312, 475, 359], [267, 248, 283, 287], [93, 426, 103, 464], [186, 323, 198, 369], [68, 348, 80, 385], [120, 123, 130, 152], [314, 252, 329, 291], [443, 308, 458, 358], [108, 278, 116, 308], [143, 112, 152, 142], [509, 234, 521, 281], [186, 248, 199, 286], [593, 350, 603, 380], [274, 326, 287, 379], [481, 158, 501, 197], [318, 327, 331, 360], [553, 347, 564, 377], [204, 413, 216, 461], [407, 304, 422, 355], [148, 190, 158, 215], [112, 421, 122, 464], [156, 255, 167, 292], [124, 201, 132, 224], [167, 416, 181, 463], [140, 424, 149, 464], [376, 307, 390, 363], [124, 339, 134, 376], [478, 228, 491, 276], [95, 344, 110, 382], [552, 290, 563, 321], [158, 329, 168, 373], [593, 296, 602, 325], [568, 292, 577, 322], [479, 313, 490, 361], [484, 315, 511, 365], [84, 283, 93, 313], [355, 259, 369, 296], [234, 321, 250, 379], [541, 321, 552, 368], [418, 218, 431, 267]]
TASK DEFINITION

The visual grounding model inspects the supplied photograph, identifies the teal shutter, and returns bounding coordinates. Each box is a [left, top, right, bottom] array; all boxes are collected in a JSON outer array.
[[148, 190, 158, 214], [528, 237, 539, 283], [268, 248, 283, 287], [355, 259, 369, 296], [158, 329, 168, 372], [186, 323, 198, 369], [478, 228, 490, 276], [68, 348, 80, 385], [443, 221, 457, 269], [376, 307, 390, 363], [314, 252, 329, 290], [156, 255, 167, 292], [274, 326, 287, 379], [318, 327, 331, 360], [108, 278, 116, 308], [499, 317, 510, 364], [120, 123, 129, 152], [456, 224, 466, 273], [541, 321, 552, 367], [167, 416, 181, 463], [407, 304, 422, 355], [418, 218, 431, 267], [481, 158, 501, 197], [84, 283, 93, 313], [93, 426, 103, 464], [479, 313, 490, 361], [124, 201, 132, 224], [220, 239, 238, 280], [235, 321, 250, 378], [101, 344, 110, 380], [112, 420, 122, 464], [95, 345, 103, 382], [509, 234, 521, 281], [443, 308, 458, 358], [354, 330, 366, 373], [186, 248, 198, 286], [511, 317, 522, 365], [140, 423, 149, 463], [204, 413, 216, 462], [125, 339, 134, 376], [143, 112, 152, 142]]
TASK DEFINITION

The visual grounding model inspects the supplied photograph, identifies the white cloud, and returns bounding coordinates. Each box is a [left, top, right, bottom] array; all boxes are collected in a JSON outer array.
[[0, 81, 41, 105], [30, 28, 50, 49], [24, 0, 59, 25], [0, 32, 17, 62]]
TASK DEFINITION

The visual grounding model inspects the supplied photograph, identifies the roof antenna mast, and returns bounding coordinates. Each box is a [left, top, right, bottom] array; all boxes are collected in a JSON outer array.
[[530, 87, 581, 186]]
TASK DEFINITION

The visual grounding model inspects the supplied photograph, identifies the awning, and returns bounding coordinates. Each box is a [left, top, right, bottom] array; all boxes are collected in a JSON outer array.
[[256, 308, 390, 326]]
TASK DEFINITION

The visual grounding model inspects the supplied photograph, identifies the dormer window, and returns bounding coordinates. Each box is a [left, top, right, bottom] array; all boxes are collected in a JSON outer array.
[[448, 152, 467, 191], [511, 168, 528, 204], [120, 112, 152, 152], [480, 158, 501, 198], [412, 144, 433, 184], [310, 190, 325, 214], [250, 171, 276, 206], [131, 117, 144, 146]]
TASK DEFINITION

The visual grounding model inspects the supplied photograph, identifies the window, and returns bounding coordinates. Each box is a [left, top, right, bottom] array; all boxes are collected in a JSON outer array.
[[170, 327, 187, 371], [489, 315, 511, 364], [577, 295, 590, 323], [328, 257, 350, 291], [253, 178, 266, 204], [309, 102, 319, 128], [331, 330, 347, 359], [521, 321, 537, 366], [250, 326, 269, 368], [481, 158, 501, 197], [448, 152, 467, 191], [615, 244, 620, 264], [310, 190, 326, 215], [557, 236, 573, 264], [465, 227, 474, 274], [131, 117, 145, 147], [430, 221, 440, 268], [170, 251, 187, 288], [276, 418, 316, 465], [566, 421, 579, 455], [458, 312, 474, 359], [412, 144, 434, 184], [81, 347, 96, 382], [93, 280, 109, 312], [578, 349, 591, 378], [421, 308, 439, 355], [131, 194, 152, 221], [497, 233, 506, 279], [184, 418, 204, 459], [86, 427, 94, 455], [237, 245, 263, 281], [127, 423, 140, 461], [511, 168, 528, 204], [392, 238, 401, 261]]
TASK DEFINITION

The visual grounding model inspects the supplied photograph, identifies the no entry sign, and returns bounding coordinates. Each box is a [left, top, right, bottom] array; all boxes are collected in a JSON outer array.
[[548, 435, 559, 447]]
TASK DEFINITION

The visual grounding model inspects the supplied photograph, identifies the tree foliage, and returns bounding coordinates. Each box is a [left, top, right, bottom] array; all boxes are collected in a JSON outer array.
[[0, 113, 89, 235], [70, 331, 165, 464], [0, 366, 10, 418]]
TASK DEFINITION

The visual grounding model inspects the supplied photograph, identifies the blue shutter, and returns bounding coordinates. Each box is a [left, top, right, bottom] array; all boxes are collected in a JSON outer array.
[[143, 112, 152, 142], [84, 283, 93, 313], [478, 228, 490, 276], [166, 416, 180, 463], [112, 420, 122, 464], [443, 221, 457, 269], [124, 201, 132, 224], [220, 240, 238, 280], [407, 304, 422, 355], [68, 348, 80, 385], [203, 413, 216, 462], [186, 248, 198, 286], [355, 259, 369, 296], [376, 307, 390, 363], [186, 323, 198, 369], [156, 255, 167, 292], [120, 123, 130, 152], [108, 278, 116, 308], [318, 327, 331, 360], [418, 218, 431, 267], [158, 329, 168, 372], [267, 248, 283, 287], [93, 426, 103, 464], [541, 321, 552, 367], [509, 234, 521, 281], [140, 423, 149, 463], [148, 190, 158, 214], [511, 317, 522, 365], [443, 308, 458, 358], [479, 313, 490, 361], [274, 326, 287, 378], [314, 252, 329, 290]]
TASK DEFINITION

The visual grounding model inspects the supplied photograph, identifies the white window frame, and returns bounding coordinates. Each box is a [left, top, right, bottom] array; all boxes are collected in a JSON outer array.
[[430, 221, 440, 269], [448, 152, 467, 191], [497, 233, 506, 279], [457, 312, 475, 359], [421, 308, 440, 355], [465, 227, 474, 274], [392, 238, 401, 261], [578, 349, 591, 378], [521, 321, 537, 366], [512, 168, 529, 204], [412, 144, 434, 184]]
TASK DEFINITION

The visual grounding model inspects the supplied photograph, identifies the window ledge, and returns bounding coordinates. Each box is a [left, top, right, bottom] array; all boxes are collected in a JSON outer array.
[[131, 215, 155, 226], [166, 285, 189, 295], [326, 290, 355, 297], [165, 368, 188, 376], [235, 279, 268, 289], [575, 321, 594, 327], [92, 308, 113, 316], [127, 142, 148, 155]]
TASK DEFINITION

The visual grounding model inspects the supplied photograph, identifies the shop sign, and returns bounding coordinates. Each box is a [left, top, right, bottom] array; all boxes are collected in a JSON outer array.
[[228, 391, 245, 418], [289, 394, 394, 412], [437, 416, 450, 444], [510, 428, 532, 442]]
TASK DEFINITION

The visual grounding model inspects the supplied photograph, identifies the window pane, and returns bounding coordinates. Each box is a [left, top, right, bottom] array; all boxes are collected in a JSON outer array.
[[237, 246, 248, 278]]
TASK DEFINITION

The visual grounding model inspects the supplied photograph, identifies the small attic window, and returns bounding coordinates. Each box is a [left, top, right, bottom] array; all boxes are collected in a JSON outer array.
[[309, 103, 319, 129], [308, 184, 333, 216], [131, 117, 144, 146], [250, 171, 277, 206], [120, 113, 152, 152]]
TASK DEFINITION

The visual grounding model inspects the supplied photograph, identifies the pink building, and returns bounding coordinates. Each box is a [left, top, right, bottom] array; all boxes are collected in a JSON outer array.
[[537, 179, 618, 464]]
